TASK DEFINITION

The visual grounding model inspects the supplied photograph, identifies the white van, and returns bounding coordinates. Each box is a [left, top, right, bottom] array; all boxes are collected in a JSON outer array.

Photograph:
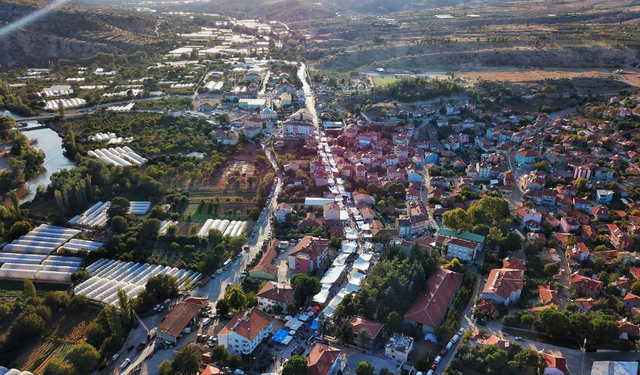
[[451, 334, 460, 343]]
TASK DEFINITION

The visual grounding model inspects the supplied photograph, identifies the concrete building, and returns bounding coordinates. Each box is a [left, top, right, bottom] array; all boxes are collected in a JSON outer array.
[[217, 308, 274, 355], [385, 334, 414, 363]]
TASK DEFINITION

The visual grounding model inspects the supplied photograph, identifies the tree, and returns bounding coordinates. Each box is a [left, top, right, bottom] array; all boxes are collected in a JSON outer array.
[[66, 343, 100, 374], [444, 258, 464, 273], [216, 298, 230, 317], [44, 291, 71, 309], [210, 345, 229, 363], [159, 360, 173, 375], [226, 285, 247, 310], [442, 208, 472, 232], [589, 316, 619, 343], [111, 215, 129, 233], [486, 226, 504, 249], [386, 311, 403, 334], [355, 361, 375, 375], [336, 320, 353, 344], [631, 280, 640, 295], [10, 190, 21, 219], [282, 355, 308, 375], [44, 358, 75, 375], [71, 269, 91, 283], [85, 321, 106, 348], [357, 329, 371, 350], [171, 344, 201, 375], [140, 218, 161, 238], [145, 274, 179, 302], [534, 160, 547, 171], [24, 279, 36, 299], [107, 196, 130, 218], [576, 177, 588, 192], [544, 263, 559, 277], [8, 220, 32, 240], [513, 349, 544, 373], [539, 308, 569, 338], [468, 196, 510, 225], [483, 345, 507, 370]]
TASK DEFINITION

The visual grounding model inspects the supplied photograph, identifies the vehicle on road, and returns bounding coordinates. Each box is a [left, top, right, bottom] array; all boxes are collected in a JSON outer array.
[[203, 318, 211, 326], [223, 259, 233, 268], [127, 345, 135, 351], [434, 355, 442, 364], [451, 334, 460, 343], [458, 327, 464, 335], [136, 342, 147, 351], [439, 349, 447, 356], [236, 253, 242, 258], [446, 341, 453, 350], [198, 276, 211, 288], [515, 336, 525, 342], [112, 353, 120, 361], [120, 358, 131, 370], [215, 269, 223, 274]]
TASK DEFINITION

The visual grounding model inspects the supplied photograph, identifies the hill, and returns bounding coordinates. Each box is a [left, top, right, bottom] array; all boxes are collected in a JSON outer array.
[[0, 0, 169, 68]]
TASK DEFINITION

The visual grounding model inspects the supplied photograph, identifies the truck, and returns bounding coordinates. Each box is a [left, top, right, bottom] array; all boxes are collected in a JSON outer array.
[[198, 276, 212, 288]]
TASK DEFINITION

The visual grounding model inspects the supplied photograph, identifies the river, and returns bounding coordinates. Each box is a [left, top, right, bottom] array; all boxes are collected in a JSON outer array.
[[0, 110, 75, 202]]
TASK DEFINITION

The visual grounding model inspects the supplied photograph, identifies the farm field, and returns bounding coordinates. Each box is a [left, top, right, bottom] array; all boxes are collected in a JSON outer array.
[[373, 75, 399, 86]]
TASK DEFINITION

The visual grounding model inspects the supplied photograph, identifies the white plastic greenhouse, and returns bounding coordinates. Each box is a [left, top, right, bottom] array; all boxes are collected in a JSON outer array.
[[69, 201, 111, 228], [129, 201, 151, 215], [75, 259, 199, 307], [89, 147, 146, 166], [57, 239, 104, 253], [158, 220, 178, 235]]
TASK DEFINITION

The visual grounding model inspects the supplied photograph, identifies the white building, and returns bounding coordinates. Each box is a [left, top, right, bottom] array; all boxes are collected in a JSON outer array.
[[217, 308, 273, 355], [446, 238, 477, 262], [275, 203, 292, 223], [385, 334, 414, 363], [256, 281, 294, 311]]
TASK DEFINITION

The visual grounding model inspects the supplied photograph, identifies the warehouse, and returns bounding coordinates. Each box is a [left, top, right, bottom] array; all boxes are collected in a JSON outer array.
[[157, 297, 209, 344]]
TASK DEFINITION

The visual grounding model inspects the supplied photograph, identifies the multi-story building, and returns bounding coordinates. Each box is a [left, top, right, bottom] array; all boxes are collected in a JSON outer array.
[[217, 308, 273, 355]]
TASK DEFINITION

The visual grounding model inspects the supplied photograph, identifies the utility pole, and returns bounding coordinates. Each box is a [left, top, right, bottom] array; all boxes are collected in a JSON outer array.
[[581, 338, 587, 375]]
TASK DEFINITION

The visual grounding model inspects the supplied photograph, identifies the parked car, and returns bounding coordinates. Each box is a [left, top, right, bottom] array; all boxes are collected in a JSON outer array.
[[120, 358, 131, 369], [451, 334, 460, 343], [446, 342, 453, 350], [112, 353, 120, 361], [439, 349, 447, 356], [458, 327, 464, 335], [515, 336, 525, 342], [127, 345, 135, 351], [434, 356, 442, 364], [136, 342, 147, 351], [203, 318, 211, 326], [164, 299, 171, 305], [153, 304, 161, 311]]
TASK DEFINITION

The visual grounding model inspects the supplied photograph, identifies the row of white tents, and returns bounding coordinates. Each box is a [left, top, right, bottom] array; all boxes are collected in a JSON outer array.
[[44, 98, 87, 111], [87, 147, 146, 167], [0, 367, 35, 375], [75, 259, 201, 307], [0, 225, 89, 282], [197, 219, 248, 238]]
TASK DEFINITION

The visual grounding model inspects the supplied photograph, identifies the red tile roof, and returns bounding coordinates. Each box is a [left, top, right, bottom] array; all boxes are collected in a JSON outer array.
[[257, 282, 294, 305], [404, 268, 463, 328], [538, 285, 560, 305], [571, 274, 603, 293], [158, 297, 208, 339], [483, 268, 524, 300], [484, 335, 512, 354], [349, 316, 384, 340], [502, 256, 527, 270], [219, 308, 273, 341], [544, 353, 567, 373], [307, 343, 341, 375]]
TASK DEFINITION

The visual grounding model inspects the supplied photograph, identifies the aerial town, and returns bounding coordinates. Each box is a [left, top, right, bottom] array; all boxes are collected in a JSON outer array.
[[0, 1, 639, 375]]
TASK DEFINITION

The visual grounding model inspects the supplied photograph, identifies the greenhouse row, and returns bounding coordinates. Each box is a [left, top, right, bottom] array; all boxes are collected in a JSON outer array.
[[197, 219, 247, 238], [75, 259, 201, 307], [159, 220, 179, 235], [0, 367, 34, 375], [44, 98, 87, 111], [0, 255, 82, 282], [87, 146, 146, 167], [58, 239, 104, 253], [68, 201, 111, 228], [129, 201, 151, 215], [2, 225, 81, 255]]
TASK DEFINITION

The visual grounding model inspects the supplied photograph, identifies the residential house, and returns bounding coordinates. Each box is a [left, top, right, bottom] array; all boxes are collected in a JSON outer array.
[[623, 293, 640, 308], [275, 203, 292, 223], [571, 274, 603, 297], [482, 268, 524, 305], [257, 282, 294, 311], [307, 344, 342, 375], [349, 316, 384, 349], [446, 238, 478, 262], [403, 268, 464, 334], [607, 224, 634, 249], [288, 236, 329, 275], [249, 239, 279, 281], [323, 203, 341, 221], [538, 285, 560, 305], [618, 319, 640, 340], [560, 217, 580, 233], [597, 189, 614, 204], [218, 308, 274, 355]]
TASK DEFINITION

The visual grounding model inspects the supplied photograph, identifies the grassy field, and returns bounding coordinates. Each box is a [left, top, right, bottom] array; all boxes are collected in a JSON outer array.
[[0, 280, 69, 299], [374, 76, 399, 86]]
